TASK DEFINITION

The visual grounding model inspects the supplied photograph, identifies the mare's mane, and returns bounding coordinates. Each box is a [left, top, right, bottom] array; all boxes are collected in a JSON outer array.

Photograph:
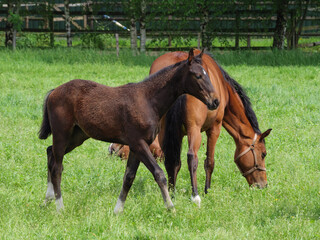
[[208, 56, 261, 134], [217, 64, 261, 134]]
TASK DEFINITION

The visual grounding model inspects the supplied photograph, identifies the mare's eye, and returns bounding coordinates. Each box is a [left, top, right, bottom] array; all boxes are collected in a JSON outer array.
[[195, 74, 202, 79], [261, 152, 267, 159]]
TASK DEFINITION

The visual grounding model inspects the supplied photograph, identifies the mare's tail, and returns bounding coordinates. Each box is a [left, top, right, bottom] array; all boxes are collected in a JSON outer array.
[[162, 95, 186, 167], [38, 89, 54, 139]]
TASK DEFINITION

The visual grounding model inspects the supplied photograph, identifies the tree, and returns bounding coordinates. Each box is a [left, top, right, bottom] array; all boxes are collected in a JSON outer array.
[[273, 0, 289, 49], [287, 0, 312, 49], [4, 1, 22, 50], [139, 0, 146, 53], [124, 0, 138, 55], [64, 0, 72, 47]]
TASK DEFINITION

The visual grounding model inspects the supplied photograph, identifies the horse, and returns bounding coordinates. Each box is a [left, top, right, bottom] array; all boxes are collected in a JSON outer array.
[[109, 49, 271, 207], [108, 136, 163, 160], [154, 50, 272, 206], [38, 49, 220, 213]]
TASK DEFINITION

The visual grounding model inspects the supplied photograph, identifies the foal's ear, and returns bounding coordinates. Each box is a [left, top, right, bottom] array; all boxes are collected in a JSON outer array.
[[188, 48, 194, 64], [259, 129, 272, 142]]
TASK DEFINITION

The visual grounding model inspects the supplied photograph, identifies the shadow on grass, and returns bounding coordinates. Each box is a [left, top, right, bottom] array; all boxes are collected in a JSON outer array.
[[0, 47, 319, 67]]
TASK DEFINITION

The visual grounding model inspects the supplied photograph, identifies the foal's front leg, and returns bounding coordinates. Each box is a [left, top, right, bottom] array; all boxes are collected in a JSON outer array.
[[114, 140, 174, 214]]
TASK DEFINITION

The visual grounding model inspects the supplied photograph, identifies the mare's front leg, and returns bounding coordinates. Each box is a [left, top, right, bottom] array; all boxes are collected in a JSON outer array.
[[204, 123, 222, 194], [187, 127, 202, 207]]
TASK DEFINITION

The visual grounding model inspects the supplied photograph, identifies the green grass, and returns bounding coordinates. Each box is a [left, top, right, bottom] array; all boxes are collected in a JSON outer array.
[[0, 48, 319, 239]]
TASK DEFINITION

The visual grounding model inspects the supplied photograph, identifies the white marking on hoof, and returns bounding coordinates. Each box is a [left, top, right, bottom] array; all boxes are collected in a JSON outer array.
[[45, 182, 55, 199], [191, 195, 201, 208], [114, 198, 125, 214], [108, 143, 114, 155], [55, 197, 64, 212], [43, 182, 55, 205], [165, 199, 175, 210]]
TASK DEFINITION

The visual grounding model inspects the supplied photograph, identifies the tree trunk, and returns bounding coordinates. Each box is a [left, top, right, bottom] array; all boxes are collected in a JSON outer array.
[[64, 0, 72, 47], [140, 0, 146, 53], [5, 3, 14, 48], [200, 1, 210, 51], [129, 0, 138, 55], [130, 17, 138, 55], [295, 0, 311, 46], [273, 0, 288, 49], [47, 3, 54, 48]]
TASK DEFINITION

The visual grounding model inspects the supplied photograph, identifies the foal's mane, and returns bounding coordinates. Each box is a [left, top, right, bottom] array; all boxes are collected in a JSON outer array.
[[215, 61, 261, 134], [144, 58, 187, 83]]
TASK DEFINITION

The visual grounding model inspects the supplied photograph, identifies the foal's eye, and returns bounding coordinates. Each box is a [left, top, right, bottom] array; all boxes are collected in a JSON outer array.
[[261, 152, 267, 159], [195, 74, 202, 79]]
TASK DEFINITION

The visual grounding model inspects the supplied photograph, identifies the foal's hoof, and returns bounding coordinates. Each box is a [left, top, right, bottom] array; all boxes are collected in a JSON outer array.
[[114, 199, 125, 214], [40, 197, 54, 208], [167, 205, 176, 213], [191, 195, 201, 208], [55, 197, 65, 212]]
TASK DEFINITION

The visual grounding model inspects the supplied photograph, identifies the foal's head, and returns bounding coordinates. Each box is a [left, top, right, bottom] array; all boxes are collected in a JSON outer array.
[[184, 49, 220, 110], [235, 129, 272, 189]]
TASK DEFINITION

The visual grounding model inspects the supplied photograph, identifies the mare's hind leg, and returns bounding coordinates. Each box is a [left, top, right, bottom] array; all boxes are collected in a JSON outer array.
[[204, 123, 222, 194], [187, 127, 202, 207]]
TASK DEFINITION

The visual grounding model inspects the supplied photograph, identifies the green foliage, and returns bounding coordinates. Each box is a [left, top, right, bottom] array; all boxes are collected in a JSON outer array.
[[17, 33, 51, 48], [8, 11, 23, 32], [0, 49, 319, 239]]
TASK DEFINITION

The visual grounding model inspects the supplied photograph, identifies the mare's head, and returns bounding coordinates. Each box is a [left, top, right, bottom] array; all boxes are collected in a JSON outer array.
[[235, 129, 272, 188], [183, 49, 220, 110]]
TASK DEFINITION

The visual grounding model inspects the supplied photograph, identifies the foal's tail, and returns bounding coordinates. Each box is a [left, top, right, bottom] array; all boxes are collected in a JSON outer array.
[[162, 95, 186, 167], [38, 89, 54, 140]]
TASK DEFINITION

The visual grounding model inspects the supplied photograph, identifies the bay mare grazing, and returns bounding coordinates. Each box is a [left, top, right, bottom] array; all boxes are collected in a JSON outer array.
[[110, 50, 272, 207], [38, 49, 219, 213]]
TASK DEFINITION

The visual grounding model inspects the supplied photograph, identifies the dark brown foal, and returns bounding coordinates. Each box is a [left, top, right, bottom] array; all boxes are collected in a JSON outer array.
[[39, 49, 219, 213]]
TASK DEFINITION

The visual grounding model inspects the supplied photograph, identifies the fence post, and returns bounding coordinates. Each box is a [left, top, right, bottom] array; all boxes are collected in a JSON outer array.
[[116, 33, 119, 57]]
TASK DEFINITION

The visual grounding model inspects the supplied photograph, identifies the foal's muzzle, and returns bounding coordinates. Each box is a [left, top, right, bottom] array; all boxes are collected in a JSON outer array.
[[207, 98, 220, 110]]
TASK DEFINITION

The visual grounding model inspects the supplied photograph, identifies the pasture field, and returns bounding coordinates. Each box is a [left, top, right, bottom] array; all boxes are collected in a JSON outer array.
[[0, 49, 319, 239]]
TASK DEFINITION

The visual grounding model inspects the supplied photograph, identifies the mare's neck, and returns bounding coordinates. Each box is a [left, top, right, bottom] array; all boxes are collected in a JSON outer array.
[[222, 84, 256, 148], [140, 62, 187, 118]]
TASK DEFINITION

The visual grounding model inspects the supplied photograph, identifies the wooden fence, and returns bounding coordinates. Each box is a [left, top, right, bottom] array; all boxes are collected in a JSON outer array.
[[1, 1, 319, 50]]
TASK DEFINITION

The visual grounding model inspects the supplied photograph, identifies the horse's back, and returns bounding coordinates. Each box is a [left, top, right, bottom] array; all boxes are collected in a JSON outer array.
[[47, 79, 127, 142]]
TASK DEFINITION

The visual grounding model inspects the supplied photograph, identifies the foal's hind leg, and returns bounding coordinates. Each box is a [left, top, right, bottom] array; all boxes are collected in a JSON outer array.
[[44, 146, 55, 205], [48, 126, 88, 211], [204, 124, 221, 194]]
